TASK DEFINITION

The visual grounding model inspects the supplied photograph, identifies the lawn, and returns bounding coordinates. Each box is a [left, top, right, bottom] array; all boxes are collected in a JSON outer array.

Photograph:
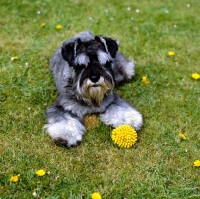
[[0, 0, 200, 198]]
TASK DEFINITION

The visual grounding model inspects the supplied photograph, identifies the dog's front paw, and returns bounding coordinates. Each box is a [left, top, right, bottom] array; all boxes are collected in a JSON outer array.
[[100, 100, 143, 131], [44, 119, 85, 147], [53, 137, 82, 148]]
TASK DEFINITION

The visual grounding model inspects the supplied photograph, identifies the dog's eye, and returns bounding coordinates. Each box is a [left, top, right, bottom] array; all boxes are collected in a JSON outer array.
[[105, 61, 112, 68], [74, 64, 86, 70]]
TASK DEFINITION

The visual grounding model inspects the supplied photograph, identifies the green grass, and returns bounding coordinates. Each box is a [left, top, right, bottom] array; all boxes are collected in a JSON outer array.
[[1, 0, 200, 198]]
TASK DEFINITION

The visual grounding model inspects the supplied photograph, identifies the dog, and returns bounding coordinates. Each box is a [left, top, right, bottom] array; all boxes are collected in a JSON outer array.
[[44, 30, 143, 147]]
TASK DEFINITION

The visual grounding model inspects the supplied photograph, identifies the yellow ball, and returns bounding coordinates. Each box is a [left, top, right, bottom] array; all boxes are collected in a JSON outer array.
[[111, 125, 137, 148]]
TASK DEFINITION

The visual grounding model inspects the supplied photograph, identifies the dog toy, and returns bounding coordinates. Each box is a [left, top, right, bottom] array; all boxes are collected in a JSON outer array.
[[111, 125, 137, 148]]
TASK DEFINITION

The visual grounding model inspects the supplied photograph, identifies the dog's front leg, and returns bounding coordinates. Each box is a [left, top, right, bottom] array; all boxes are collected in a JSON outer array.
[[100, 94, 143, 130], [44, 105, 85, 147]]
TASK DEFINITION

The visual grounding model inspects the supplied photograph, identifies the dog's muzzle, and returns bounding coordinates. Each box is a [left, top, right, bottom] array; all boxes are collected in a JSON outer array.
[[77, 73, 114, 106]]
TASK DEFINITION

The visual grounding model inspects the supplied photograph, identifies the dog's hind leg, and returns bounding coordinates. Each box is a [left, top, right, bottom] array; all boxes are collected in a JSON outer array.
[[44, 104, 85, 147], [112, 52, 135, 86], [100, 94, 143, 131]]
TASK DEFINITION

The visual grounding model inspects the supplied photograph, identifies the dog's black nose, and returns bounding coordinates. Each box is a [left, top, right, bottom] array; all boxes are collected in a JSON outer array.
[[89, 74, 100, 83]]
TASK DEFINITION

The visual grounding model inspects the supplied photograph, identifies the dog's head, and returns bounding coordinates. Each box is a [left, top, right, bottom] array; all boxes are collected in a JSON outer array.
[[61, 36, 119, 106]]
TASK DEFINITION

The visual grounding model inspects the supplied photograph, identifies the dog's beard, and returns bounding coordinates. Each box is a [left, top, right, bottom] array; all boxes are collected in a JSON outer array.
[[77, 77, 114, 106]]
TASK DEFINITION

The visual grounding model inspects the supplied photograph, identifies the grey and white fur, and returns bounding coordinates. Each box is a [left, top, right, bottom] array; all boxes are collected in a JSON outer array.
[[44, 30, 143, 147]]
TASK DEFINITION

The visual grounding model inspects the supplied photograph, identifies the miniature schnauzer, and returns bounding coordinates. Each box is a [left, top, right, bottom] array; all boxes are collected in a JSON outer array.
[[44, 30, 143, 147]]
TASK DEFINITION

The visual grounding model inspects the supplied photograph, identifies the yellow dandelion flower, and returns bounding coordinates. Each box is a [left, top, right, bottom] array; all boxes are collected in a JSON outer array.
[[168, 51, 175, 56], [55, 25, 63, 30], [10, 174, 20, 182], [111, 125, 137, 148], [194, 160, 200, 167], [41, 23, 45, 28], [36, 169, 46, 176], [179, 133, 187, 140], [11, 56, 18, 61], [91, 192, 102, 199], [191, 73, 200, 80], [142, 76, 149, 84]]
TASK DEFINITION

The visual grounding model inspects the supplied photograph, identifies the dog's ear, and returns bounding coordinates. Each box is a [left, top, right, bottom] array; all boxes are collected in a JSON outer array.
[[61, 38, 81, 66], [95, 36, 119, 58]]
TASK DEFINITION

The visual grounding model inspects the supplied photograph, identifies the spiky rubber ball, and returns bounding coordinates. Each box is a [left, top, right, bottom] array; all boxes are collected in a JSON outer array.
[[111, 125, 137, 148]]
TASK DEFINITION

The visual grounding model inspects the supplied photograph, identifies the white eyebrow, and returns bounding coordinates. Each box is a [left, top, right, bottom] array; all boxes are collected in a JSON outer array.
[[97, 50, 112, 64], [74, 54, 90, 66], [99, 36, 109, 53]]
